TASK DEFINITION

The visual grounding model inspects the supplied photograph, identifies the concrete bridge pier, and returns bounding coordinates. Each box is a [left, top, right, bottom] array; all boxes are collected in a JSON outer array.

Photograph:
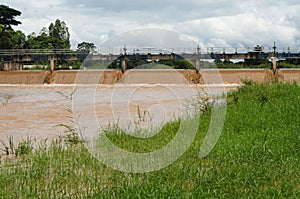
[[195, 59, 200, 73], [272, 42, 278, 75], [121, 59, 127, 73], [50, 59, 57, 73]]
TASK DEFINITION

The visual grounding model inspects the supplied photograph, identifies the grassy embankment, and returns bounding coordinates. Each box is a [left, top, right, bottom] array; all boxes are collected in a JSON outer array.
[[0, 82, 300, 198]]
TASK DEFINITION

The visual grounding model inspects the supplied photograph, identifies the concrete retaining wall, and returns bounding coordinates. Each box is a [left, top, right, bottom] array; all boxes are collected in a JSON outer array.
[[48, 70, 123, 84], [0, 71, 48, 84], [0, 69, 299, 84]]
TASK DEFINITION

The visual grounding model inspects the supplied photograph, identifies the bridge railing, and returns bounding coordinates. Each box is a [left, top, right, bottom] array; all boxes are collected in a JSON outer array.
[[1, 47, 300, 56], [93, 47, 300, 55], [0, 49, 90, 56]]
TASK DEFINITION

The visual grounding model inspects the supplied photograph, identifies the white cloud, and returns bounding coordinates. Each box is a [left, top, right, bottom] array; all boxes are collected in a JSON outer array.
[[8, 0, 65, 9], [177, 11, 299, 47], [2, 0, 300, 49]]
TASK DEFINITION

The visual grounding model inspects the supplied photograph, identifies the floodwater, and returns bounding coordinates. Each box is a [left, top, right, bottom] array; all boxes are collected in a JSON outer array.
[[0, 84, 236, 144]]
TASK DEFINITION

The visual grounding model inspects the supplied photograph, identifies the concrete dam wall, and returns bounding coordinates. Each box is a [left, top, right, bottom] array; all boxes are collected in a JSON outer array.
[[0, 69, 299, 85]]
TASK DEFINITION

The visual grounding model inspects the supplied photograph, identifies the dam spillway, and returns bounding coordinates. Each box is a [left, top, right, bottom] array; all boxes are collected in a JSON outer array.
[[0, 69, 300, 85]]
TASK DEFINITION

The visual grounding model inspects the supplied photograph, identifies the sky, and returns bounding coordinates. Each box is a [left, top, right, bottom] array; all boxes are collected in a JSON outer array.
[[2, 0, 300, 50]]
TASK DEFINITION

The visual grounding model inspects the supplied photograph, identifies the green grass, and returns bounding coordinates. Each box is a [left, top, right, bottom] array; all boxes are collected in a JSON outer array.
[[1, 83, 300, 198]]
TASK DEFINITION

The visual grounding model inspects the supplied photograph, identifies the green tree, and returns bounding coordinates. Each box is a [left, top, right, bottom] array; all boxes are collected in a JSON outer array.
[[23, 32, 36, 49], [39, 27, 48, 36], [0, 4, 22, 48], [28, 35, 66, 49], [0, 24, 12, 48], [49, 19, 70, 49], [24, 19, 71, 49], [77, 42, 96, 52], [0, 4, 21, 30], [11, 30, 26, 48]]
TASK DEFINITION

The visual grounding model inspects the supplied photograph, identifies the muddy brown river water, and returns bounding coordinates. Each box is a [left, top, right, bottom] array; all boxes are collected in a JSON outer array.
[[1, 69, 299, 146], [0, 84, 237, 145]]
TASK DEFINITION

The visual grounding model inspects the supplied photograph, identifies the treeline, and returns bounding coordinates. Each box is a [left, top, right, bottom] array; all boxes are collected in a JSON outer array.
[[76, 57, 300, 71], [0, 4, 96, 70], [0, 4, 95, 50], [210, 59, 300, 69], [107, 59, 195, 70]]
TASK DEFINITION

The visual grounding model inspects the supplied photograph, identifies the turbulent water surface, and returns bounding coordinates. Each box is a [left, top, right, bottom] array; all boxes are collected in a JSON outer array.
[[0, 84, 236, 143]]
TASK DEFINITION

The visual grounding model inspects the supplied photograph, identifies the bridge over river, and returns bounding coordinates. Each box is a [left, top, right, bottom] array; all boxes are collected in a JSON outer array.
[[1, 45, 300, 71]]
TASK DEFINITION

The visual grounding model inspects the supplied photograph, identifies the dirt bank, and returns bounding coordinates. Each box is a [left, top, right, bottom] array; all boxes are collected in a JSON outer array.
[[0, 69, 299, 84]]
